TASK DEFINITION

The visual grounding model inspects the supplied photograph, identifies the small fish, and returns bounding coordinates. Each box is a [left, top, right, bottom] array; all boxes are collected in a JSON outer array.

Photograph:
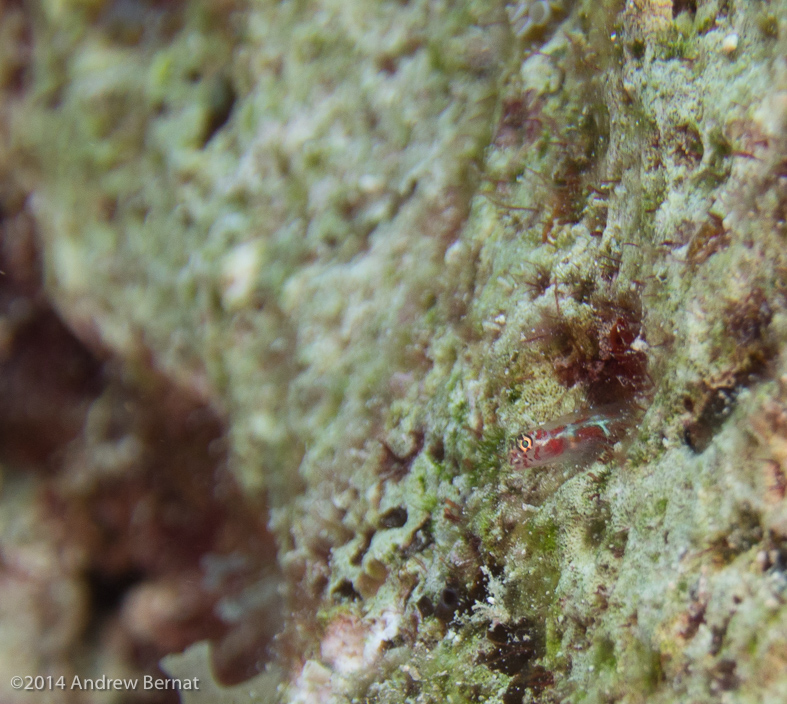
[[509, 404, 630, 470]]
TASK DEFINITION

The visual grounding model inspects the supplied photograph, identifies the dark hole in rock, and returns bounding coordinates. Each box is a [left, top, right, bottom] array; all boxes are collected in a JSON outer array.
[[86, 567, 145, 621], [672, 0, 697, 18], [481, 619, 545, 677], [684, 386, 738, 453], [503, 674, 527, 704], [350, 530, 375, 566], [710, 659, 740, 692], [0, 207, 104, 469], [761, 531, 787, 572], [503, 665, 555, 704], [202, 74, 236, 146], [401, 519, 434, 558], [706, 505, 763, 567], [427, 436, 445, 462], [416, 595, 434, 618], [673, 123, 704, 166], [434, 585, 465, 622], [630, 39, 646, 59], [728, 288, 772, 347], [332, 579, 361, 601], [379, 506, 408, 529]]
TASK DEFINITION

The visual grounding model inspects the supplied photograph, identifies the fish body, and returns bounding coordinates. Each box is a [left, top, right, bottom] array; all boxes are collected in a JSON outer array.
[[509, 405, 628, 470]]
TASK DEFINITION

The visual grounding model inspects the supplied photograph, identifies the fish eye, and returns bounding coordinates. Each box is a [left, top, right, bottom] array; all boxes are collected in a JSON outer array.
[[517, 434, 533, 453]]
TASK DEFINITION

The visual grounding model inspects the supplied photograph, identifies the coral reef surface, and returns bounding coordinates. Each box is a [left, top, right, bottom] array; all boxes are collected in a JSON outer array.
[[3, 0, 787, 703]]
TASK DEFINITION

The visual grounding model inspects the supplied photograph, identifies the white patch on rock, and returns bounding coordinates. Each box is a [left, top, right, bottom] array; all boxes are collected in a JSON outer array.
[[220, 240, 264, 311]]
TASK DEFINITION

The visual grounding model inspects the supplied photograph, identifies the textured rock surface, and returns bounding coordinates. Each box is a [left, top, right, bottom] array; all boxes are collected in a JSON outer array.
[[3, 0, 787, 702]]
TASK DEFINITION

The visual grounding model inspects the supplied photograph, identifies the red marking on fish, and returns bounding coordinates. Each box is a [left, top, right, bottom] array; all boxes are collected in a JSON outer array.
[[510, 405, 630, 470]]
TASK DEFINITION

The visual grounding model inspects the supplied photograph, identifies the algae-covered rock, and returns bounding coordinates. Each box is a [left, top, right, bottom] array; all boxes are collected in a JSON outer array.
[[3, 0, 787, 702]]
